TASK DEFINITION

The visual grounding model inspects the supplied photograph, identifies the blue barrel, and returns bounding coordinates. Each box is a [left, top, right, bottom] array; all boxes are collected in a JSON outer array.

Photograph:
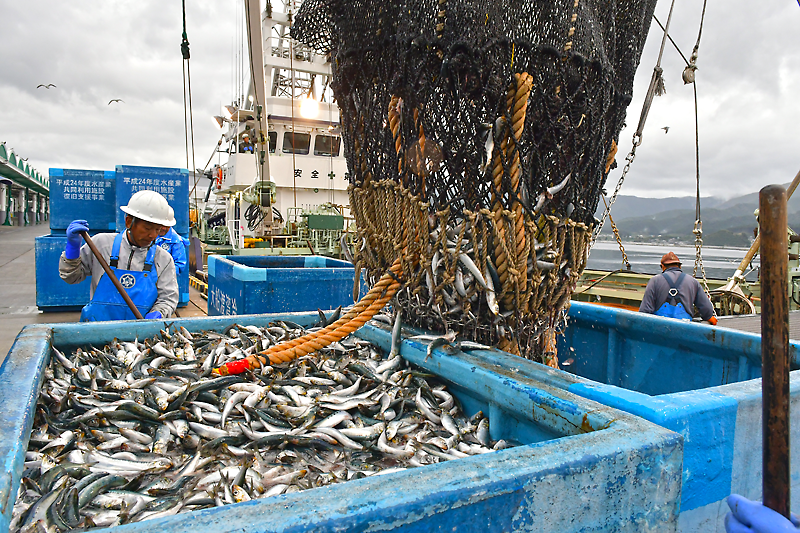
[[34, 234, 91, 311], [48, 169, 116, 232], [207, 255, 366, 316], [0, 312, 683, 532], [115, 165, 189, 234], [547, 301, 800, 530]]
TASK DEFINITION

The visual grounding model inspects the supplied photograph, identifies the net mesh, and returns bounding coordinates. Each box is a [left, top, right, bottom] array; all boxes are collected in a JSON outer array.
[[293, 0, 657, 361]]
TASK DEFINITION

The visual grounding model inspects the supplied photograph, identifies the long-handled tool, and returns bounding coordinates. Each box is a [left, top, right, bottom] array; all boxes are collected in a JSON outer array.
[[79, 230, 144, 320], [759, 185, 790, 518]]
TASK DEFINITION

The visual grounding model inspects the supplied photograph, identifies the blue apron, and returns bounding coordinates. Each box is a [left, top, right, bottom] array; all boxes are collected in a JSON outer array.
[[80, 233, 159, 322], [655, 271, 693, 320]]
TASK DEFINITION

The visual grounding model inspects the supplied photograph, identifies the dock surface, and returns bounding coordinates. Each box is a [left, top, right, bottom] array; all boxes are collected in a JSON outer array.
[[0, 224, 207, 364]]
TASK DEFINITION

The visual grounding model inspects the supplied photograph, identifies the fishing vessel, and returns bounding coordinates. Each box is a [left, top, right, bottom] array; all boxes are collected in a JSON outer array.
[[200, 0, 349, 256]]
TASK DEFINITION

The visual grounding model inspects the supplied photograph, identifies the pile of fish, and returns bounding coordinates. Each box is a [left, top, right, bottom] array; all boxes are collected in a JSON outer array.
[[12, 318, 511, 532], [389, 215, 568, 339]]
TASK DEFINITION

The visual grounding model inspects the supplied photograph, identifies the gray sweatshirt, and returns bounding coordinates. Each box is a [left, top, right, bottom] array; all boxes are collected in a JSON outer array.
[[639, 267, 715, 320], [59, 232, 178, 318]]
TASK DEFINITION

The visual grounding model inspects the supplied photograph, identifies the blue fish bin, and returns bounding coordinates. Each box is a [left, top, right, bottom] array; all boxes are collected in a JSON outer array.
[[115, 165, 189, 235], [178, 258, 189, 308], [48, 168, 116, 232], [34, 234, 93, 311], [0, 312, 683, 532], [545, 301, 800, 532], [207, 255, 367, 316]]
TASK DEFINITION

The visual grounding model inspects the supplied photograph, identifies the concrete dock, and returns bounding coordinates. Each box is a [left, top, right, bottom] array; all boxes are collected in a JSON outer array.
[[0, 224, 207, 364]]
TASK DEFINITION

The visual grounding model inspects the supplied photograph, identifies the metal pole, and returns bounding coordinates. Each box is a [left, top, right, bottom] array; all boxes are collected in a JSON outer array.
[[759, 184, 790, 518], [79, 231, 145, 320]]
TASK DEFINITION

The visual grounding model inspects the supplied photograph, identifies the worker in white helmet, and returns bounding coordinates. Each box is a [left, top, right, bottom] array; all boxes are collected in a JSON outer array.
[[59, 190, 179, 321]]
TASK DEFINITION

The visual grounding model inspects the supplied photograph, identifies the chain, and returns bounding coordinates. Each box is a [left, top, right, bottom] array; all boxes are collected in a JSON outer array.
[[592, 139, 638, 245], [601, 195, 631, 269], [693, 219, 712, 295]]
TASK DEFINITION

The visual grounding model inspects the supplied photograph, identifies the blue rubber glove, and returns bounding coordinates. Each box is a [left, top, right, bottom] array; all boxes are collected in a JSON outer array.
[[65, 220, 89, 260], [145, 311, 163, 320], [726, 495, 800, 533]]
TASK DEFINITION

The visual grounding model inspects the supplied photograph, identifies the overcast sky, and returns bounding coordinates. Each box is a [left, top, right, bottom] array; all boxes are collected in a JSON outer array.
[[1, 0, 798, 199]]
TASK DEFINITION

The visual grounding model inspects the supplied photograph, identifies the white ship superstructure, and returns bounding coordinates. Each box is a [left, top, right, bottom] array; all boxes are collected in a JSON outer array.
[[211, 0, 348, 247]]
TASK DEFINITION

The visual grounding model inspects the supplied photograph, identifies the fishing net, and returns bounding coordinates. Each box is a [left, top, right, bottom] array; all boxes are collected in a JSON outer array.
[[292, 0, 657, 362]]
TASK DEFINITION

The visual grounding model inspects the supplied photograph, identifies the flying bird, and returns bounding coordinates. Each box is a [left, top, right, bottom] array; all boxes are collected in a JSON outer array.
[[36, 84, 56, 89], [108, 99, 125, 105], [661, 126, 670, 134]]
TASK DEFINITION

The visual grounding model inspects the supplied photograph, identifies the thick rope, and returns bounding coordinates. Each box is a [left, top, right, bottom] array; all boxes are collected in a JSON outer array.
[[214, 259, 403, 374]]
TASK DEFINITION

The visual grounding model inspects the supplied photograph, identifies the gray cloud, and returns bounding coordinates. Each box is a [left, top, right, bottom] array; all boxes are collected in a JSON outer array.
[[618, 0, 800, 199], [1, 0, 798, 200]]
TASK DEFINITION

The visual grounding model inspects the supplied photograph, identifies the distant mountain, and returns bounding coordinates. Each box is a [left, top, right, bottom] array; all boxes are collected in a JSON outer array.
[[596, 184, 800, 247], [595, 195, 724, 220]]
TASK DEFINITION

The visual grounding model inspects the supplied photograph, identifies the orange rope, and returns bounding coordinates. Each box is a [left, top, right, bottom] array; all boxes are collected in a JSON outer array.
[[214, 259, 403, 374]]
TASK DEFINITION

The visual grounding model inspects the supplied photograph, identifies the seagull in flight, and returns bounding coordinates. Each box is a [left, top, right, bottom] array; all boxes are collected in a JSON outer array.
[[661, 126, 670, 134], [108, 99, 124, 105], [36, 84, 56, 89]]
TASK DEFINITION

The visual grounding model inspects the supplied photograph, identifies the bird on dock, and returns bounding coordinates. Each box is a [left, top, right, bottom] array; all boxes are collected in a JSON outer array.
[[661, 126, 670, 134], [36, 84, 56, 89], [108, 99, 124, 105]]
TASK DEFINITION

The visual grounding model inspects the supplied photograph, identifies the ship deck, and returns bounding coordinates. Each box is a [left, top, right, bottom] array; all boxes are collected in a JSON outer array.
[[0, 224, 208, 365]]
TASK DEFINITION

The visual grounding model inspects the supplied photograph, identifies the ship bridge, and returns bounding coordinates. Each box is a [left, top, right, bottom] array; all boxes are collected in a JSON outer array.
[[0, 142, 49, 226]]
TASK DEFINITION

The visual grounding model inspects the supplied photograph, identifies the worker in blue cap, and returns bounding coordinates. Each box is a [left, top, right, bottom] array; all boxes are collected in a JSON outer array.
[[725, 494, 799, 532], [154, 206, 190, 275]]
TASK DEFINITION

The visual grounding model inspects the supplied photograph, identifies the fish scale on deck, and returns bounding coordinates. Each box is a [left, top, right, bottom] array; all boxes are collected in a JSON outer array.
[[11, 318, 510, 531]]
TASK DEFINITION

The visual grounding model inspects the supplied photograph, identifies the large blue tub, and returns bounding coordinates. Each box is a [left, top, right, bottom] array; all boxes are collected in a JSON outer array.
[[35, 234, 189, 311], [541, 301, 800, 532], [208, 255, 364, 316], [35, 233, 94, 311], [0, 313, 683, 532]]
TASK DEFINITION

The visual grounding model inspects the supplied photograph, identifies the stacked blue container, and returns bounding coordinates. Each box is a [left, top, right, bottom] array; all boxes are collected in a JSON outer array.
[[49, 169, 117, 232], [36, 169, 117, 311], [115, 165, 190, 307]]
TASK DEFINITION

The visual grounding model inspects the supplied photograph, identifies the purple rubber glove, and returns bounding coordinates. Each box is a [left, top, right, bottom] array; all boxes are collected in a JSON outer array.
[[65, 220, 89, 259], [726, 495, 800, 533], [145, 311, 162, 320]]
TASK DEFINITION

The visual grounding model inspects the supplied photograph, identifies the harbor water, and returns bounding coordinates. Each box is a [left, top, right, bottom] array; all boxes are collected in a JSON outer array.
[[588, 241, 760, 281]]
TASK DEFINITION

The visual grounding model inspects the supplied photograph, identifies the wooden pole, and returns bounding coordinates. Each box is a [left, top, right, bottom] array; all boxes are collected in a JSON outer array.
[[79, 231, 144, 320], [759, 184, 790, 518]]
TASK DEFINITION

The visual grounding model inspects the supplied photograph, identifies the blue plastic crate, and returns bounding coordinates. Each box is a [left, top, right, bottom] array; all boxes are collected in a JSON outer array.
[[0, 312, 683, 532], [48, 169, 116, 232], [36, 233, 190, 311], [34, 234, 91, 311], [115, 165, 189, 234], [176, 231, 190, 308], [207, 255, 366, 316]]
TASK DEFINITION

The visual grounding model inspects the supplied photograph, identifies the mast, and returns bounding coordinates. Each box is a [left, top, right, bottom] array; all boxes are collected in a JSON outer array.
[[244, 0, 270, 185]]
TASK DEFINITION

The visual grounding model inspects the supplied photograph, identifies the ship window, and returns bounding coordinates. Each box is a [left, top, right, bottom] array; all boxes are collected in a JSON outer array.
[[268, 131, 277, 153], [314, 135, 341, 156], [282, 132, 310, 154]]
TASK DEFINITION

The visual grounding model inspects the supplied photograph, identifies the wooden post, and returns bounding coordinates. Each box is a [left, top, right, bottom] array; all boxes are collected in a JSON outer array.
[[759, 184, 790, 518]]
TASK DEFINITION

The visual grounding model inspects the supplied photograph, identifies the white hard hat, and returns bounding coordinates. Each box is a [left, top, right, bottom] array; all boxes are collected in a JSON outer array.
[[121, 190, 176, 226], [166, 206, 175, 227]]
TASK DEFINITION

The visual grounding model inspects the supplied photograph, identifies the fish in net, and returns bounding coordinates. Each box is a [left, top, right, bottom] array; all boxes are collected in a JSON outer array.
[[291, 0, 658, 364]]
